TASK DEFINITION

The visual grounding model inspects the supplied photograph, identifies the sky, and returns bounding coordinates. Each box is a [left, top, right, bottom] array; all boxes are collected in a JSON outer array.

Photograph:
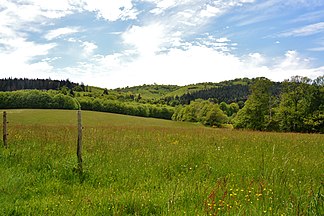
[[0, 0, 324, 88]]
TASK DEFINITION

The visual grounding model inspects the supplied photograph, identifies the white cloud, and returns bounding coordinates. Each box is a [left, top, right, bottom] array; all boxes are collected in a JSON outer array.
[[2, 34, 322, 88], [0, 0, 75, 24], [239, 0, 255, 3], [122, 24, 166, 56], [120, 0, 258, 59], [45, 27, 81, 40], [195, 36, 235, 52], [81, 41, 98, 56], [0, 29, 56, 60], [52, 46, 323, 89], [246, 53, 266, 66], [59, 37, 98, 58], [290, 9, 324, 23], [216, 37, 230, 43], [0, 38, 56, 79], [148, 0, 193, 15], [82, 0, 138, 21], [149, 0, 176, 14], [308, 47, 324, 52], [200, 5, 222, 17], [147, 0, 256, 28], [0, 0, 323, 89], [280, 22, 324, 37], [0, 0, 75, 74], [229, 0, 324, 27], [276, 50, 310, 70]]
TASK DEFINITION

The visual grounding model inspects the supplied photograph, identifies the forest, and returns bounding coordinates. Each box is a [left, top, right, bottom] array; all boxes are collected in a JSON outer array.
[[233, 76, 324, 133], [0, 76, 323, 133], [0, 78, 86, 92], [172, 76, 323, 133]]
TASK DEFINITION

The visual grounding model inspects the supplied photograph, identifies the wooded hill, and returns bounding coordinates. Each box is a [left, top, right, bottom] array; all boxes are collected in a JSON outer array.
[[0, 76, 323, 133], [115, 78, 279, 105], [0, 77, 263, 105]]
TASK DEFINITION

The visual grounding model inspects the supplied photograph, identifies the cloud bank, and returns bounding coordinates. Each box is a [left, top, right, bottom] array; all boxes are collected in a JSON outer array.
[[0, 0, 323, 88]]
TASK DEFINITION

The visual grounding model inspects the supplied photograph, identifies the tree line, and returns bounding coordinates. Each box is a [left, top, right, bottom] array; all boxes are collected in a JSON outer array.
[[171, 76, 323, 133], [177, 84, 250, 104], [0, 76, 322, 133], [0, 78, 87, 92], [0, 90, 174, 120], [77, 97, 174, 119], [0, 90, 80, 110], [233, 76, 324, 133]]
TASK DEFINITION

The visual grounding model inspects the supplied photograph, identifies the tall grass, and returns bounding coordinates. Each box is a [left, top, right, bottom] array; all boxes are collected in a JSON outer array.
[[0, 109, 323, 215]]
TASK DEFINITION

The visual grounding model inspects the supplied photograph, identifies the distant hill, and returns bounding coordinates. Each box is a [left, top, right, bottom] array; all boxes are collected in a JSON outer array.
[[115, 78, 282, 105], [114, 84, 180, 100], [0, 77, 282, 106], [1, 76, 321, 133]]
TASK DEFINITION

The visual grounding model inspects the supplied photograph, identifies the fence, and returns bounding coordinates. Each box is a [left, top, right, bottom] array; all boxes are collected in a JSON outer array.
[[2, 110, 83, 173]]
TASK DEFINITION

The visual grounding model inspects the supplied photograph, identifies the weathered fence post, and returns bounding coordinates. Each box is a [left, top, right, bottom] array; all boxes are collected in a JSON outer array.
[[77, 110, 83, 173], [3, 111, 8, 148]]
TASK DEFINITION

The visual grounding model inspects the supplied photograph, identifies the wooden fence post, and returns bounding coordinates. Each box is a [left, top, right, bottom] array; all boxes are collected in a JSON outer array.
[[77, 110, 83, 173], [3, 111, 8, 148]]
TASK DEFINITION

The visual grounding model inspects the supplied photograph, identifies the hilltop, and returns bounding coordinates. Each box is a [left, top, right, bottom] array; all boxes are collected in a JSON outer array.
[[0, 77, 263, 105]]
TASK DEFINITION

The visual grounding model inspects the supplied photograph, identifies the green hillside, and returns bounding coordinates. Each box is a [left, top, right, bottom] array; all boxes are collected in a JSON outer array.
[[0, 109, 323, 215], [114, 78, 254, 100], [1, 76, 323, 133], [114, 84, 180, 100], [0, 77, 255, 103]]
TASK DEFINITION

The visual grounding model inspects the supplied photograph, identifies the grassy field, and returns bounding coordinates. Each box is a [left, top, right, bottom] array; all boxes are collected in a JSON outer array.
[[0, 109, 323, 215]]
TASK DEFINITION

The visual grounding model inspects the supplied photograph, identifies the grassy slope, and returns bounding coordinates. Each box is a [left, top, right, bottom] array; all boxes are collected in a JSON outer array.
[[114, 85, 180, 100], [0, 109, 323, 215], [114, 79, 253, 100], [112, 83, 220, 100], [163, 79, 252, 98], [164, 84, 212, 98]]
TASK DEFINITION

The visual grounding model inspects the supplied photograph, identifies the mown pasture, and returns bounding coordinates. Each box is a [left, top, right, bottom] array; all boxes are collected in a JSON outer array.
[[0, 109, 323, 215]]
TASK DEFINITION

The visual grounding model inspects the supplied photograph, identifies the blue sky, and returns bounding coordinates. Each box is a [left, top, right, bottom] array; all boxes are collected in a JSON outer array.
[[0, 0, 323, 88]]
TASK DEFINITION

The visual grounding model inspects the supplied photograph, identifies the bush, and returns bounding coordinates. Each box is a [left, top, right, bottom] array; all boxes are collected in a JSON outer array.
[[172, 100, 227, 127]]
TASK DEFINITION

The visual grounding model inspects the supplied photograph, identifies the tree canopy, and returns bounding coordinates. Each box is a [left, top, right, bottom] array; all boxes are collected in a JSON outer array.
[[234, 76, 323, 133]]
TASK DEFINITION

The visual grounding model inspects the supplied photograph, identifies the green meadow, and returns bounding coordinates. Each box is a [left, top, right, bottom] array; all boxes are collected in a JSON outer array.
[[0, 109, 323, 215]]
